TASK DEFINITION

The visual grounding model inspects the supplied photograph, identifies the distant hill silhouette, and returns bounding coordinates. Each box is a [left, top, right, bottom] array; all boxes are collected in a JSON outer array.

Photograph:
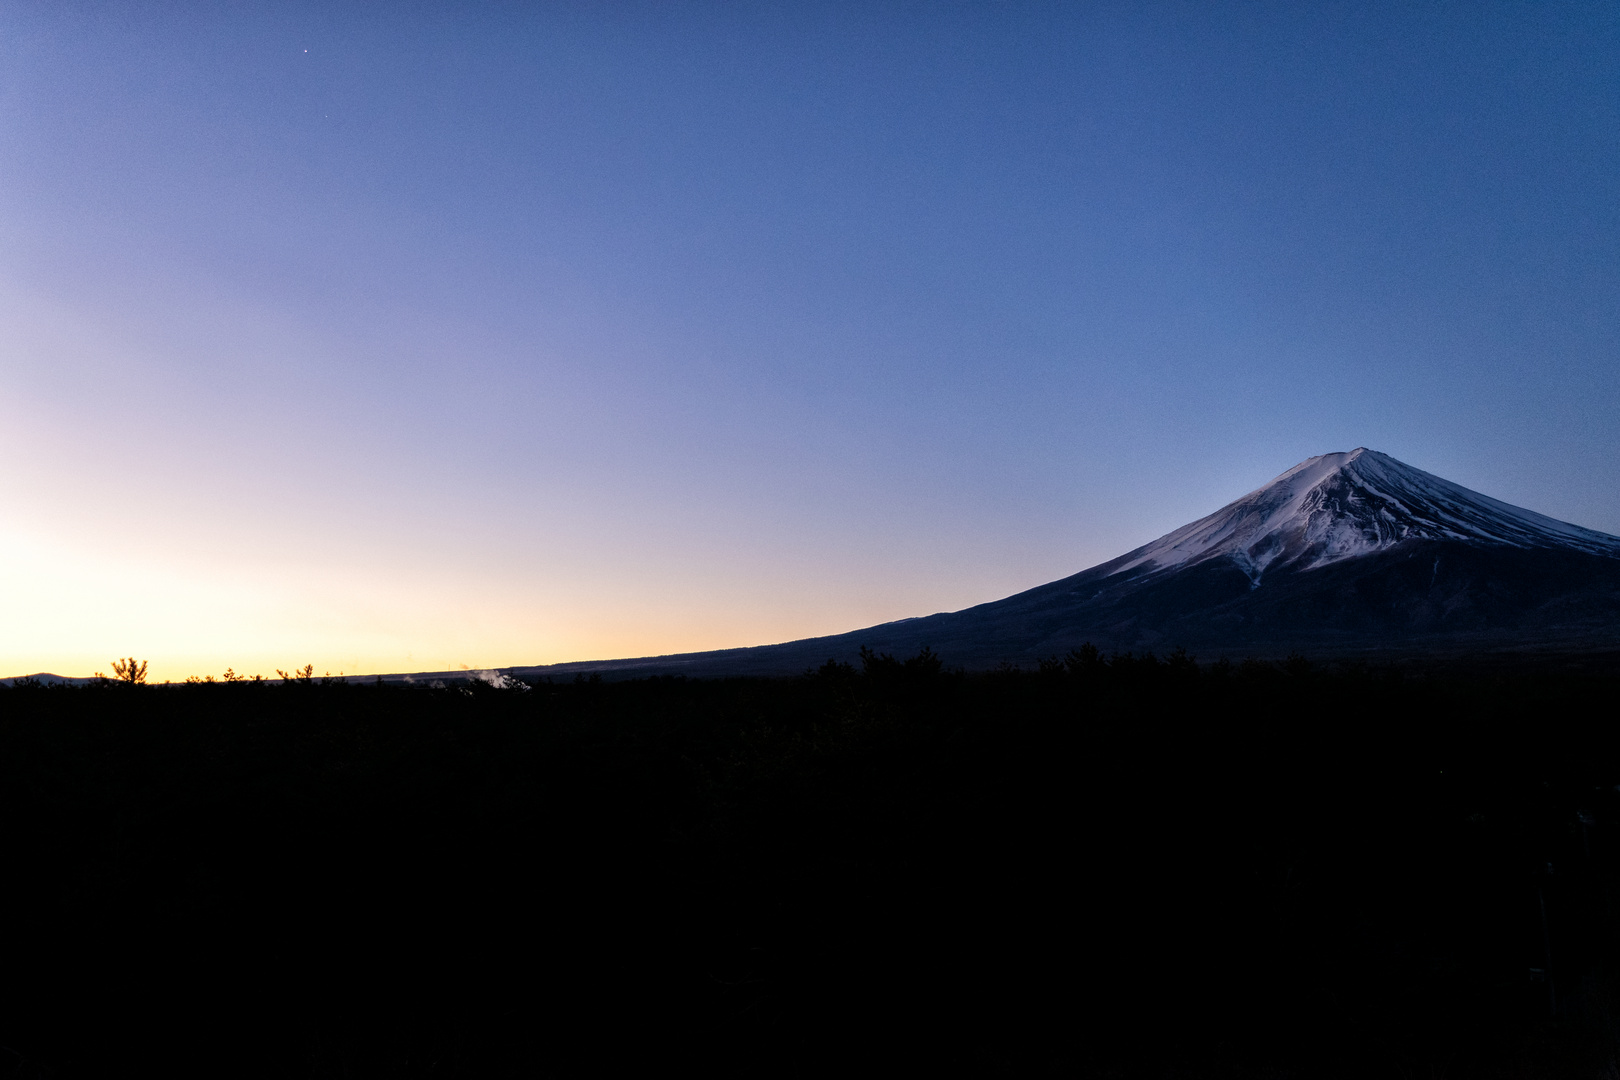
[[0, 673, 85, 687]]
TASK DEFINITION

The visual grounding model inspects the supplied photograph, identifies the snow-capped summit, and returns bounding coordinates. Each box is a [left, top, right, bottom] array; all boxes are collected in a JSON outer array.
[[1110, 448, 1620, 587]]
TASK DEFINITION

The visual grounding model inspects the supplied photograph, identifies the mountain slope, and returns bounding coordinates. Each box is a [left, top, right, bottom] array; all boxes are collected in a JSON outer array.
[[512, 450, 1620, 678]]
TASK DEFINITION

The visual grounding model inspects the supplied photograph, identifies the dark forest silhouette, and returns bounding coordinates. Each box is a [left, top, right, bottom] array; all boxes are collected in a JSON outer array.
[[4, 650, 1620, 1075]]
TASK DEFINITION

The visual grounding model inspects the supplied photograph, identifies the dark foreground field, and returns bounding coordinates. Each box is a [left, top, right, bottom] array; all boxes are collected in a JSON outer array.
[[4, 652, 1620, 1076]]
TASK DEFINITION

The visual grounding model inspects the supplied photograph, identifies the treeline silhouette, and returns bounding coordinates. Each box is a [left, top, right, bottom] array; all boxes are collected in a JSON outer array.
[[4, 649, 1620, 1075]]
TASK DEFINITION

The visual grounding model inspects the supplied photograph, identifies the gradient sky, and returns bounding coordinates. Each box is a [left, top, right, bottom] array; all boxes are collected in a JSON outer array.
[[3, 2, 1617, 680]]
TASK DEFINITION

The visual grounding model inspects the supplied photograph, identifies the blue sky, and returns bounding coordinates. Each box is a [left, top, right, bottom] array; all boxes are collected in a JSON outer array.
[[2, 2, 1616, 678]]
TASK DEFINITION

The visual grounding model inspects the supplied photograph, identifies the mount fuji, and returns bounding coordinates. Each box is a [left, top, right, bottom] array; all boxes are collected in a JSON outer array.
[[514, 449, 1620, 678]]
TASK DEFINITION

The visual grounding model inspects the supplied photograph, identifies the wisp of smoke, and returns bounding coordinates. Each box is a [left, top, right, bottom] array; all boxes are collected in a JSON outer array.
[[468, 669, 528, 691]]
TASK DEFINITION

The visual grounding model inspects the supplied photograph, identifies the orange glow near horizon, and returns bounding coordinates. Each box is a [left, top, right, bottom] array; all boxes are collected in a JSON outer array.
[[0, 508, 1017, 684]]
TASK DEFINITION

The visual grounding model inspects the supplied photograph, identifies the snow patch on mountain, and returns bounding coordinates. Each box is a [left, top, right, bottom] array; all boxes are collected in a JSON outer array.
[[1112, 448, 1620, 586]]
